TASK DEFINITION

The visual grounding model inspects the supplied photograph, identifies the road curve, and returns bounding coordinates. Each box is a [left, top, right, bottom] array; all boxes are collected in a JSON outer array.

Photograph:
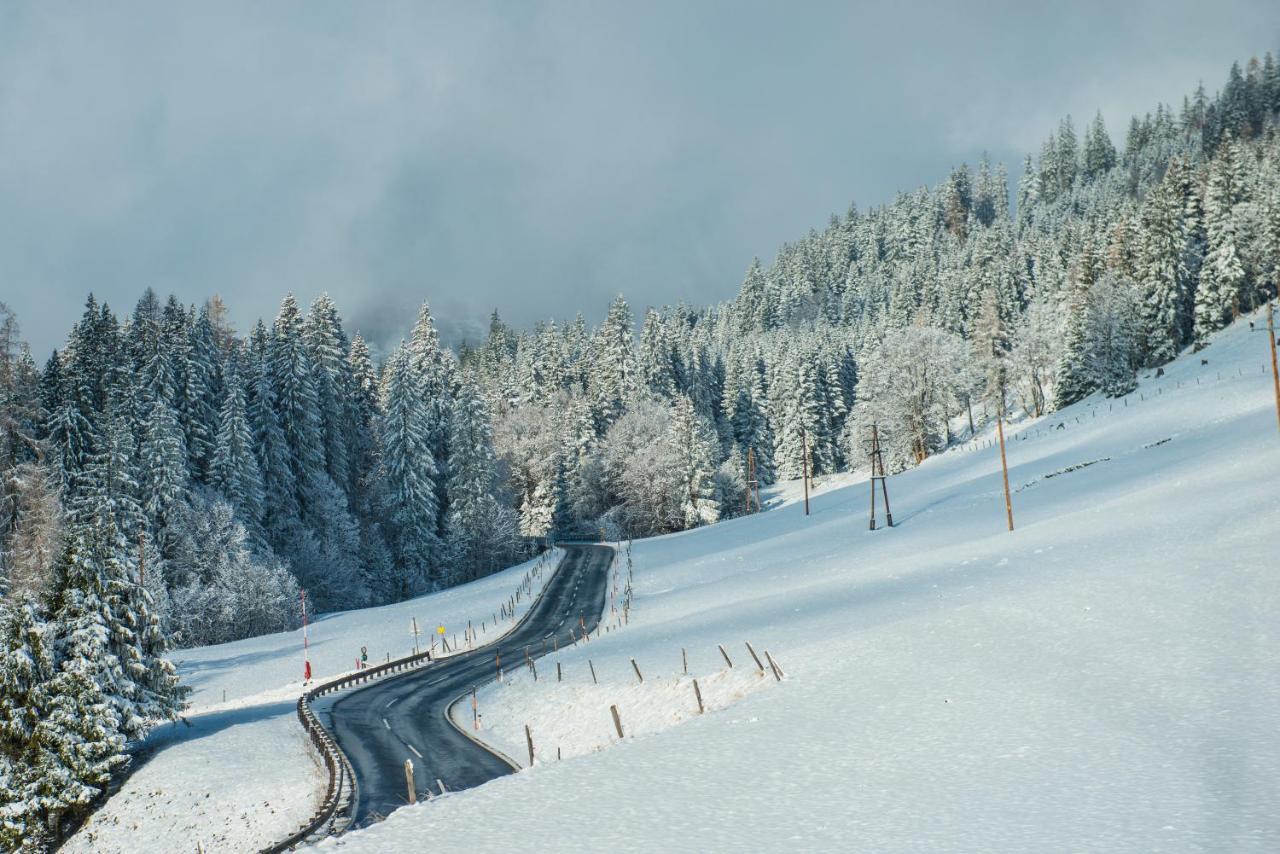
[[324, 543, 613, 827]]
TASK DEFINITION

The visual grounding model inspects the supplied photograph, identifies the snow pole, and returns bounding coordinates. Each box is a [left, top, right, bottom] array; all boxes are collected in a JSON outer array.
[[996, 415, 1015, 532], [301, 588, 311, 683]]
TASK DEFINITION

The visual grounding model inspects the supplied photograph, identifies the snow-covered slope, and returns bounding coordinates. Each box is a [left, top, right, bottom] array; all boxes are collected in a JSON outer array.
[[68, 313, 1280, 853], [65, 550, 561, 853], [324, 312, 1280, 853]]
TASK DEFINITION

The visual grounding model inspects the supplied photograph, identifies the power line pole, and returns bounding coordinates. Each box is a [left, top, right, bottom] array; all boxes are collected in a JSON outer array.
[[996, 415, 1014, 532], [1268, 299, 1280, 435], [868, 424, 893, 530], [801, 428, 810, 516]]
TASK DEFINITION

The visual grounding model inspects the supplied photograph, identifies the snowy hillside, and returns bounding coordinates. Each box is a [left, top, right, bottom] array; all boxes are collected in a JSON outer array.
[[64, 313, 1280, 853], [321, 313, 1280, 852]]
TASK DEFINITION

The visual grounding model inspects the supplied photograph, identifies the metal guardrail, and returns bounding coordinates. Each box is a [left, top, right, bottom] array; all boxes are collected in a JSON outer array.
[[258, 648, 436, 853]]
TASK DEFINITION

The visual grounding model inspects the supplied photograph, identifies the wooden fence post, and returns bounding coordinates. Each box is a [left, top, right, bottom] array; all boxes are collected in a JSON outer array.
[[631, 658, 643, 683], [404, 759, 416, 805], [589, 659, 597, 684], [682, 647, 687, 675], [718, 644, 733, 668], [610, 704, 624, 739], [525, 724, 535, 767], [764, 650, 784, 681], [693, 678, 704, 714], [745, 641, 765, 674]]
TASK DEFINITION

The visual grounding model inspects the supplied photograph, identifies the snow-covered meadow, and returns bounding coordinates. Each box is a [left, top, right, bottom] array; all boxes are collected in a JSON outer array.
[[65, 549, 561, 853], [325, 313, 1280, 852]]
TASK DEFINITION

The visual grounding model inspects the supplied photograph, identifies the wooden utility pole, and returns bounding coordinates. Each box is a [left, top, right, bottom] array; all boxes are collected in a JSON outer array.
[[996, 416, 1015, 532], [1268, 299, 1280, 435], [868, 424, 894, 530], [801, 428, 811, 516]]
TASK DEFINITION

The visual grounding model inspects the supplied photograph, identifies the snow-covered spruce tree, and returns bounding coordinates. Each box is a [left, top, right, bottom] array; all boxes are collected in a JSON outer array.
[[247, 320, 297, 535], [304, 294, 353, 498], [1194, 137, 1249, 344], [589, 295, 638, 429], [269, 295, 326, 517], [47, 512, 184, 743], [137, 393, 188, 550], [446, 378, 519, 581], [1052, 278, 1098, 410], [407, 302, 457, 542], [0, 592, 125, 851], [1137, 168, 1193, 364], [377, 344, 440, 596], [1083, 275, 1141, 398], [209, 359, 265, 540], [668, 394, 720, 528]]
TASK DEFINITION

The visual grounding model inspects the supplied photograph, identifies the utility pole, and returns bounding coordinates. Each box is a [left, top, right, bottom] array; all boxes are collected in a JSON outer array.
[[868, 424, 893, 530], [800, 428, 810, 516], [996, 415, 1015, 532], [1268, 299, 1280, 435]]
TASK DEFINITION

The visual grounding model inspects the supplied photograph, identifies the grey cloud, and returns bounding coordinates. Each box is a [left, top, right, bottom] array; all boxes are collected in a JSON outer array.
[[1, 1, 1277, 356]]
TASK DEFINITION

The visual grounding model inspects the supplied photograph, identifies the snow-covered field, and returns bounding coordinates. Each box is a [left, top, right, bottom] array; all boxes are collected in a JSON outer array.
[[65, 549, 561, 853], [70, 313, 1280, 853], [324, 313, 1280, 853]]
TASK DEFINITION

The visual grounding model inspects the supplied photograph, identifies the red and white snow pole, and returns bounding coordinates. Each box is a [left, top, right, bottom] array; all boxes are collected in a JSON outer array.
[[301, 588, 312, 683]]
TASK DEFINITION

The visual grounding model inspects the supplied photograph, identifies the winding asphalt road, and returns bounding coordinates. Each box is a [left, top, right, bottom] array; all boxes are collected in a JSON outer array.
[[325, 543, 613, 827]]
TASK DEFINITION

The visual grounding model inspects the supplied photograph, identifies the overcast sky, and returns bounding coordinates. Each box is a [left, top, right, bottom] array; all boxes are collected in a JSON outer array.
[[2, 1, 1277, 357]]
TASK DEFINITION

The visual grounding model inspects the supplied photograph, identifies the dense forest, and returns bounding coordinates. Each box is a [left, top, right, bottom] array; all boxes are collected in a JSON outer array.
[[0, 51, 1278, 847]]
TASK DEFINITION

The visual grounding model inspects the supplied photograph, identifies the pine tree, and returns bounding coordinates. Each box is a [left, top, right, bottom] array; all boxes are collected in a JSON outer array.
[[244, 321, 296, 536], [137, 394, 187, 540], [377, 345, 439, 596], [304, 295, 353, 497], [269, 295, 325, 516], [1082, 111, 1117, 181], [209, 360, 265, 536], [1195, 138, 1248, 342]]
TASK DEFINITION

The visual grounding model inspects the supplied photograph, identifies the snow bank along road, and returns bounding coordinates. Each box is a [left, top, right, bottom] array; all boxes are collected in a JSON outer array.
[[324, 543, 613, 826]]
